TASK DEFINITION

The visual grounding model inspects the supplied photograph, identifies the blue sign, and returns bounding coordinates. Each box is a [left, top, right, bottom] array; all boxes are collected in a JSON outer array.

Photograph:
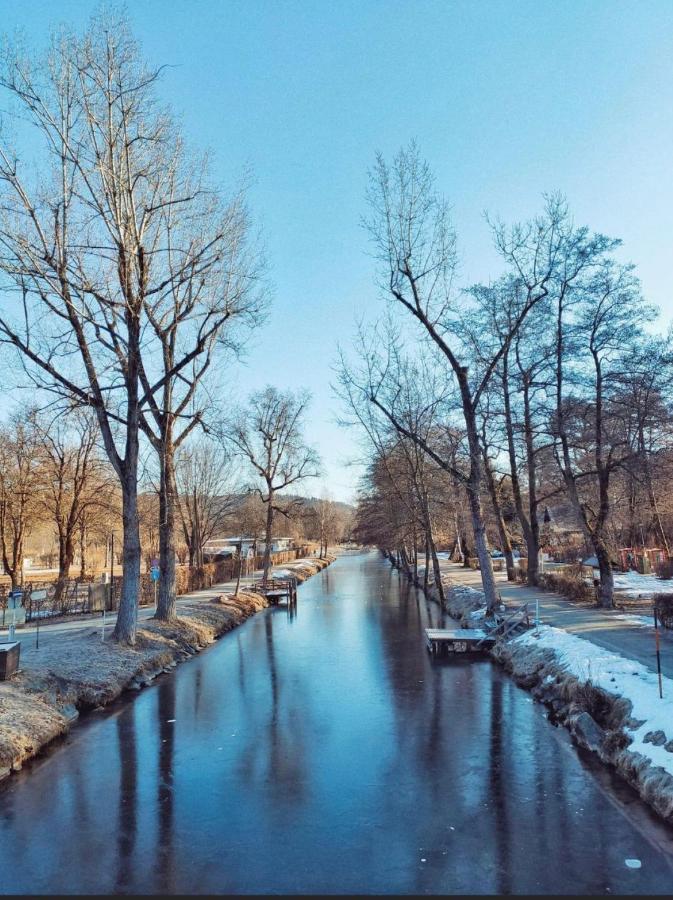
[[150, 566, 160, 581]]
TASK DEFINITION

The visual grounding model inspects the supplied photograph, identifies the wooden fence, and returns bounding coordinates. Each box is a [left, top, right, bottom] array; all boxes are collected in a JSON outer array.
[[0, 546, 310, 622]]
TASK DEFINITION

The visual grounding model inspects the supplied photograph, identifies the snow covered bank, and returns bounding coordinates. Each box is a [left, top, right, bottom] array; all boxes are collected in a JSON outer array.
[[444, 582, 489, 622], [496, 626, 673, 822], [390, 550, 673, 823]]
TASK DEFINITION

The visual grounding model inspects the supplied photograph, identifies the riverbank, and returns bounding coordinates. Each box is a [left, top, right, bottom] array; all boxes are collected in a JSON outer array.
[[0, 554, 335, 780], [494, 627, 673, 821], [387, 553, 673, 826]]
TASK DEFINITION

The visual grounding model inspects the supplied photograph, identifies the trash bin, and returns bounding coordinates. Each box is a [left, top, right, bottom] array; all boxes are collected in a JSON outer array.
[[0, 641, 20, 680]]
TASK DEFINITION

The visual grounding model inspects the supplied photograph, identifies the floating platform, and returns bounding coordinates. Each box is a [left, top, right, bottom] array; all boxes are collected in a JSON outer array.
[[425, 628, 495, 655]]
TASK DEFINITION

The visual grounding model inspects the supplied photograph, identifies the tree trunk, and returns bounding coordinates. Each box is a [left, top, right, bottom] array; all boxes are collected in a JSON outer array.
[[234, 550, 243, 596], [459, 384, 498, 613], [461, 531, 472, 567], [593, 536, 614, 608], [526, 538, 540, 587], [451, 513, 464, 563], [428, 534, 445, 605], [399, 544, 412, 577], [522, 374, 542, 586], [423, 533, 430, 593], [79, 522, 86, 580], [54, 530, 74, 606], [639, 428, 670, 556], [113, 472, 141, 645], [156, 445, 177, 622], [502, 356, 538, 584], [466, 478, 498, 614], [263, 493, 274, 581], [482, 455, 516, 581]]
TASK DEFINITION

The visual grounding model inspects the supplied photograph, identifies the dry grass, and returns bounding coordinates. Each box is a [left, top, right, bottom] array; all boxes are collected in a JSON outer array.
[[0, 557, 335, 780], [0, 590, 269, 777]]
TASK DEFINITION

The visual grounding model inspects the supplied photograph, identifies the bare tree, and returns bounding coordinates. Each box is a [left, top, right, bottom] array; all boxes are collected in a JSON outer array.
[[175, 438, 241, 568], [358, 147, 564, 613], [138, 170, 266, 621], [32, 408, 110, 600], [0, 418, 41, 589], [0, 17, 255, 641], [551, 261, 655, 606], [222, 386, 321, 580]]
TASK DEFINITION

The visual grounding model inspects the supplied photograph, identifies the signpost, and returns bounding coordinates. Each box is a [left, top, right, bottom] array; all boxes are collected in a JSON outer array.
[[7, 589, 21, 642], [654, 607, 664, 699], [150, 558, 160, 609]]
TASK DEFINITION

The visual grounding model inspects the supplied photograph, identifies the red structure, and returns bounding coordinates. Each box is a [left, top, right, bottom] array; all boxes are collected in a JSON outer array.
[[618, 547, 667, 573]]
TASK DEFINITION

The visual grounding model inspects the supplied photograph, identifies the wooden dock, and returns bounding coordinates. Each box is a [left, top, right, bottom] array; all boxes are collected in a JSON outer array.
[[425, 602, 533, 657], [253, 576, 298, 607], [425, 628, 495, 655]]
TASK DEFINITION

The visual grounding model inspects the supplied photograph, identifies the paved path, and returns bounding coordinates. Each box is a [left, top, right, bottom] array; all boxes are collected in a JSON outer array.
[[439, 561, 673, 680], [4, 555, 326, 649]]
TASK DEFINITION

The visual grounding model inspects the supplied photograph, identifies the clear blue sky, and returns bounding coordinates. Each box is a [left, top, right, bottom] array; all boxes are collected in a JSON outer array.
[[3, 0, 673, 501]]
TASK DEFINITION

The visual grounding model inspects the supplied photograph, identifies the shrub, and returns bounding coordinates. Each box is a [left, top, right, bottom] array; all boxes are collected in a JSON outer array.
[[656, 559, 673, 581], [538, 568, 595, 604], [654, 593, 673, 630], [574, 680, 614, 726]]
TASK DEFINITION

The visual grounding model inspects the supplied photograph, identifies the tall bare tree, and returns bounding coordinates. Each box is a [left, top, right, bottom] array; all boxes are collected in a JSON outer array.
[[222, 386, 321, 580], [138, 170, 265, 621], [32, 408, 110, 601], [358, 147, 564, 612], [0, 17, 257, 641], [0, 418, 41, 589], [175, 438, 241, 568], [551, 261, 655, 606]]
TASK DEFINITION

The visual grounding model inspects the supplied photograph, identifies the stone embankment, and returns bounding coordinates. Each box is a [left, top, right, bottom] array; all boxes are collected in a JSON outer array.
[[493, 632, 673, 823], [388, 553, 673, 824], [0, 555, 335, 781]]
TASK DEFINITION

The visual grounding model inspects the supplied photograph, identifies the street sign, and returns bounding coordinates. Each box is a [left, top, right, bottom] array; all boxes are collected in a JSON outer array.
[[150, 566, 160, 581], [246, 548, 254, 559]]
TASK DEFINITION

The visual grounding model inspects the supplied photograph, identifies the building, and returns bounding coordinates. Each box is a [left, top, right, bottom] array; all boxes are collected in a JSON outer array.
[[202, 536, 295, 562], [202, 537, 256, 561], [259, 537, 294, 553]]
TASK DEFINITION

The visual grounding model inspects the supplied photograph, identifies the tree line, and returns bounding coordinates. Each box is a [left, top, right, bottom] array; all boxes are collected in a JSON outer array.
[[0, 14, 332, 642], [0, 403, 351, 594], [339, 144, 672, 611]]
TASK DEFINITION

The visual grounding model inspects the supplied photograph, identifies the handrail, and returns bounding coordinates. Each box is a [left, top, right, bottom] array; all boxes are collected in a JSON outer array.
[[477, 602, 529, 647]]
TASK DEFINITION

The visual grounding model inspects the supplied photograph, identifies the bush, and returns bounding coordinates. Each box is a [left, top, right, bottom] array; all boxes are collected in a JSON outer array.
[[574, 680, 614, 726], [656, 559, 673, 581], [538, 567, 595, 604], [654, 593, 673, 630]]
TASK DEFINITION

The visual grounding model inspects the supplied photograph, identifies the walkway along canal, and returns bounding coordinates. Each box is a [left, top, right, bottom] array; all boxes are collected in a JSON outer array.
[[1, 551, 673, 894]]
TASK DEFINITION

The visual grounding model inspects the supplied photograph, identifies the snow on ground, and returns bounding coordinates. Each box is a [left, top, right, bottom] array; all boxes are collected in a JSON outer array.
[[613, 571, 673, 598], [614, 613, 656, 628], [515, 626, 673, 777]]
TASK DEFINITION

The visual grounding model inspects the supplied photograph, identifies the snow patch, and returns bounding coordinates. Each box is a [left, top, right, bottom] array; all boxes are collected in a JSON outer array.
[[613, 571, 673, 599], [515, 626, 673, 778]]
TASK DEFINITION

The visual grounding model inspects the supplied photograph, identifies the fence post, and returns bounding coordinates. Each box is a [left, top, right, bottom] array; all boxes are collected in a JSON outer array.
[[654, 607, 664, 699]]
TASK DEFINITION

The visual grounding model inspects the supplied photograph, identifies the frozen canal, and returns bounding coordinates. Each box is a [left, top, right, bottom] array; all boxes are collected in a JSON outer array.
[[1, 551, 673, 894]]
